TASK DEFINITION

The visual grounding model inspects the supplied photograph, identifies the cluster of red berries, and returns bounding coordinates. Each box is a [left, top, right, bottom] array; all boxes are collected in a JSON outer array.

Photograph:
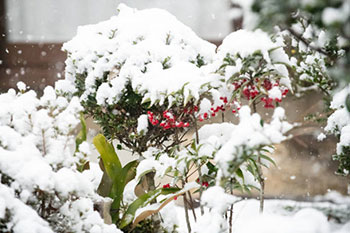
[[147, 110, 190, 130], [261, 97, 275, 108], [242, 85, 259, 100], [261, 87, 289, 108], [196, 178, 209, 187], [232, 78, 289, 109], [183, 105, 198, 114], [198, 96, 243, 121]]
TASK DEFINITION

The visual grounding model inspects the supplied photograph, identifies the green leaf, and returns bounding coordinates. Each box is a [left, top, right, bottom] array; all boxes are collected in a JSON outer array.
[[109, 160, 138, 221], [120, 188, 163, 229], [93, 134, 122, 180], [94, 134, 135, 222], [236, 168, 244, 179], [206, 161, 218, 174], [97, 172, 112, 197], [260, 154, 277, 167], [346, 94, 350, 113], [120, 186, 183, 229]]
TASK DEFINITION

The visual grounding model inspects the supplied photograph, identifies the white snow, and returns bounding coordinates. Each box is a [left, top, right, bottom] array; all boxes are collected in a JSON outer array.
[[16, 81, 26, 91], [0, 85, 121, 233], [63, 4, 216, 107], [197, 106, 292, 178], [217, 29, 276, 63]]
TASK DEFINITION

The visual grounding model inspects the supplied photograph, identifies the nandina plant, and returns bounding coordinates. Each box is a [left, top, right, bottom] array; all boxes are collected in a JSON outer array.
[[58, 2, 348, 233]]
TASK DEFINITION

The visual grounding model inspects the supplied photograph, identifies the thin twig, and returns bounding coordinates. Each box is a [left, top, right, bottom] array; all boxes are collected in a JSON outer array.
[[229, 178, 234, 233], [287, 27, 329, 56], [252, 100, 265, 214], [257, 156, 265, 214], [182, 180, 192, 233], [193, 112, 204, 215], [187, 191, 197, 222]]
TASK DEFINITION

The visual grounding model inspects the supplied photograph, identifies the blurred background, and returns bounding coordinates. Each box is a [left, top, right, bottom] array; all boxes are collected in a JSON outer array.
[[0, 0, 348, 198]]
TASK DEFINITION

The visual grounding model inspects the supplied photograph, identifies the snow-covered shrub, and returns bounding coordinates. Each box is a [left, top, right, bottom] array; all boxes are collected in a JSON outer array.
[[233, 0, 349, 178], [197, 106, 292, 184], [58, 2, 350, 232], [0, 83, 121, 233], [62, 4, 218, 154], [214, 29, 291, 111], [58, 3, 297, 231], [325, 85, 350, 176], [232, 0, 345, 98]]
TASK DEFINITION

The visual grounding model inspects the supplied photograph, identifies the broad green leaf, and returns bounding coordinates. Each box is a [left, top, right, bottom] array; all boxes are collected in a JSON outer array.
[[94, 134, 126, 222], [121, 185, 191, 229], [93, 134, 122, 180], [97, 172, 112, 197], [131, 184, 198, 229], [110, 160, 138, 221], [120, 188, 163, 229], [123, 160, 138, 184]]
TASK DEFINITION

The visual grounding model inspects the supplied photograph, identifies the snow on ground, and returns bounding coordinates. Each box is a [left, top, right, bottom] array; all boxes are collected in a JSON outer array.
[[172, 198, 350, 233]]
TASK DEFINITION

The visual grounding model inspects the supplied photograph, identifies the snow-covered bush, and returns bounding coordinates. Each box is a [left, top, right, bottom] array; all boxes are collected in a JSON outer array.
[[325, 85, 350, 176], [214, 29, 291, 110], [0, 83, 121, 233], [232, 0, 350, 181], [54, 2, 350, 232], [57, 3, 301, 231], [62, 3, 218, 155]]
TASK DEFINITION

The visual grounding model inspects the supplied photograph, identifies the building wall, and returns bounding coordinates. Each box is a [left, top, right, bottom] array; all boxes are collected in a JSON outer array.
[[5, 0, 231, 42]]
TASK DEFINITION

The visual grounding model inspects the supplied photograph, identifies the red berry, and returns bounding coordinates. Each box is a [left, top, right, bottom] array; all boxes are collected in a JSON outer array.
[[263, 79, 272, 90], [243, 87, 251, 99], [261, 97, 274, 108]]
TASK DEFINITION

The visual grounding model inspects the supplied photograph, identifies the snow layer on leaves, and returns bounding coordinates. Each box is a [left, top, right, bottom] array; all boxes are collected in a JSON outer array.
[[134, 62, 218, 106], [325, 85, 350, 174], [217, 29, 277, 63], [0, 85, 120, 233], [198, 106, 292, 177], [325, 85, 350, 148], [136, 114, 148, 134], [63, 3, 216, 106], [135, 148, 176, 181], [215, 29, 292, 92], [0, 183, 53, 233]]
